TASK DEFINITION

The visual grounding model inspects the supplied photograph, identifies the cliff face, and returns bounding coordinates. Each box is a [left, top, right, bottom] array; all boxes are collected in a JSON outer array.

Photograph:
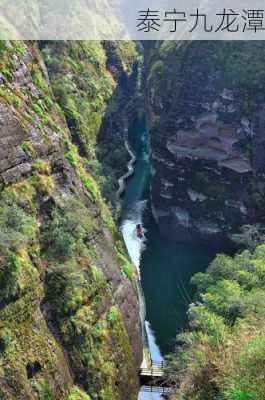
[[0, 41, 141, 400], [147, 41, 265, 247], [40, 41, 141, 206]]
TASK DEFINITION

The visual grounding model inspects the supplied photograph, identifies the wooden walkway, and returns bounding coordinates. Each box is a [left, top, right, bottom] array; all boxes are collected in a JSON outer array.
[[139, 358, 175, 396], [140, 360, 165, 378], [139, 360, 168, 389], [140, 385, 172, 395]]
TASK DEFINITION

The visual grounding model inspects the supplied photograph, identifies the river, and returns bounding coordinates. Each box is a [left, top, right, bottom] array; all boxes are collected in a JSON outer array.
[[120, 117, 214, 399]]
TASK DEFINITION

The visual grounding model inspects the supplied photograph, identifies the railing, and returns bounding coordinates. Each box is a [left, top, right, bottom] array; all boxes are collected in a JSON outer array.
[[151, 360, 164, 368], [139, 360, 177, 395], [139, 360, 165, 378], [140, 360, 165, 369], [140, 385, 172, 394], [140, 360, 164, 371]]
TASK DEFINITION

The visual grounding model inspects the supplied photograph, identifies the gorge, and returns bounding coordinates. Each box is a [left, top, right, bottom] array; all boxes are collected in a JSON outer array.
[[1, 39, 265, 400]]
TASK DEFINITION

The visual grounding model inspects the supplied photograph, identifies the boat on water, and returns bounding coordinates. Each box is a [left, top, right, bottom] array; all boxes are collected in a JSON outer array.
[[136, 224, 143, 239]]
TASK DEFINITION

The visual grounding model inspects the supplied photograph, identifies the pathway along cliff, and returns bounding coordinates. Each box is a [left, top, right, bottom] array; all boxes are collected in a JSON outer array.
[[119, 116, 215, 399]]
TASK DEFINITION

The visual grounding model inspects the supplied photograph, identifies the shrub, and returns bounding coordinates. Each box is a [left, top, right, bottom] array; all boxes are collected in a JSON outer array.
[[80, 175, 98, 200], [21, 141, 35, 157], [43, 199, 95, 260], [65, 148, 78, 167], [0, 328, 12, 353], [169, 245, 265, 400], [32, 70, 49, 93], [33, 103, 45, 118], [0, 203, 36, 250], [116, 249, 134, 281], [67, 386, 91, 400], [12, 41, 26, 56], [30, 174, 54, 195], [0, 254, 22, 301], [31, 378, 53, 400], [221, 335, 265, 400], [107, 307, 119, 323], [32, 159, 50, 175], [0, 41, 6, 56], [43, 210, 75, 260], [44, 96, 53, 109]]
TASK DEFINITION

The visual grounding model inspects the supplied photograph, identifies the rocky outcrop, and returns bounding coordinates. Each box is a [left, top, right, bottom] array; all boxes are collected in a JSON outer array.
[[146, 41, 265, 248], [0, 41, 141, 400]]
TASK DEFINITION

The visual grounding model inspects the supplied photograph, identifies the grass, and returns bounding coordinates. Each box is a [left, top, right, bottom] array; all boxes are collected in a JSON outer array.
[[32, 159, 50, 175], [65, 148, 79, 167], [21, 141, 35, 157], [80, 175, 98, 200], [32, 69, 49, 93], [67, 387, 91, 400], [107, 306, 119, 323], [0, 40, 6, 56]]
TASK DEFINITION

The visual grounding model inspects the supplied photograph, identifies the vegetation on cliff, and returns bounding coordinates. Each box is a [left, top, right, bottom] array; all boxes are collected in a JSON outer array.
[[40, 40, 141, 205], [147, 41, 265, 247], [0, 40, 141, 400], [167, 245, 265, 400]]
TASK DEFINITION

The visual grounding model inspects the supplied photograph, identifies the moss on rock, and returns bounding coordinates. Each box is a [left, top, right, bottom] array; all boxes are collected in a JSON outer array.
[[0, 40, 141, 400]]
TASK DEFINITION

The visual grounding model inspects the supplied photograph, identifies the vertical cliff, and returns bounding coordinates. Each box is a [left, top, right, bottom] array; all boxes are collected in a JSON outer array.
[[0, 40, 142, 400], [40, 41, 141, 206], [146, 41, 265, 247]]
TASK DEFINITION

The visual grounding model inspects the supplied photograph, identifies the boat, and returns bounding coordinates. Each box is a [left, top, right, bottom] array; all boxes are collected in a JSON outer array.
[[136, 224, 143, 239]]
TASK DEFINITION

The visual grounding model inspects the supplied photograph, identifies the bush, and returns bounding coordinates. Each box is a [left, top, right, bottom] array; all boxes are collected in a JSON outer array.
[[107, 307, 119, 323], [43, 199, 95, 260], [31, 378, 53, 400], [0, 254, 22, 302], [32, 70, 49, 93], [168, 245, 265, 400], [21, 141, 35, 157], [0, 203, 36, 250], [80, 175, 98, 200], [65, 148, 78, 167], [67, 386, 91, 400], [0, 41, 6, 56], [222, 335, 265, 400], [32, 159, 50, 175]]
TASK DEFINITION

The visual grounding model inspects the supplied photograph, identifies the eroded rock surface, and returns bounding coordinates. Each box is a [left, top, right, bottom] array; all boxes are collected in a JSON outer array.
[[147, 41, 265, 247]]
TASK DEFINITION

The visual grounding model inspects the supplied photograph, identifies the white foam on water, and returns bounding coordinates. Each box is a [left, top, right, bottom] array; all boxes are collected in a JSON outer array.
[[145, 321, 163, 362], [120, 200, 147, 278]]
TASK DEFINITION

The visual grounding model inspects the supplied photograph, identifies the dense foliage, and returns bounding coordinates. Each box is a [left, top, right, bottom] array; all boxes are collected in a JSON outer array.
[[168, 245, 265, 400]]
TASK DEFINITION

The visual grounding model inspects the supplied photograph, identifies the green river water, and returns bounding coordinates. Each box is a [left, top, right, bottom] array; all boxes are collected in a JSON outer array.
[[120, 117, 215, 398]]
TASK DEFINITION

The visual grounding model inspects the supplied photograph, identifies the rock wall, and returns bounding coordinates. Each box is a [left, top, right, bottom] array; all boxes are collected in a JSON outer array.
[[146, 41, 265, 248], [40, 41, 141, 206], [0, 41, 142, 400]]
